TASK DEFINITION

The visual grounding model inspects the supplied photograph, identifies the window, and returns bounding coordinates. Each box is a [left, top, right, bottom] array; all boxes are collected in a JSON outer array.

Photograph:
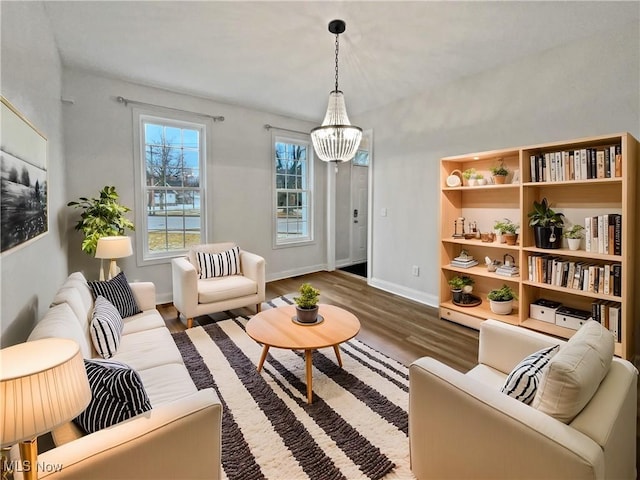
[[274, 136, 313, 245], [135, 113, 206, 262]]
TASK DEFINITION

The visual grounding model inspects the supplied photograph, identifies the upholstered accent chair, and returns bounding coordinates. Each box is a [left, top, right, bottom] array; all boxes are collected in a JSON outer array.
[[171, 243, 265, 328]]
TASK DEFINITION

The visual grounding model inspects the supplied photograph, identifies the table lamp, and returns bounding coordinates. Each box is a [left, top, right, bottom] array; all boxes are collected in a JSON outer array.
[[94, 236, 133, 280], [0, 338, 91, 480]]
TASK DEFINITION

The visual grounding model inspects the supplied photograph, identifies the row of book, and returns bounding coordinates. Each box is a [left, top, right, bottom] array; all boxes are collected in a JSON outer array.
[[591, 300, 622, 342], [527, 255, 621, 296], [584, 214, 621, 255], [529, 144, 622, 183]]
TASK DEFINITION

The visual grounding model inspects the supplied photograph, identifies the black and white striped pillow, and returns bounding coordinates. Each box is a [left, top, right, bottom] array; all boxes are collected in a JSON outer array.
[[90, 296, 124, 359], [196, 246, 241, 279], [74, 359, 151, 434], [88, 272, 142, 318], [500, 344, 560, 404]]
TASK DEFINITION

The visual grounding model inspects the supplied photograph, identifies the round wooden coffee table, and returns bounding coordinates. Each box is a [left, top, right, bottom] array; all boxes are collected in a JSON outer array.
[[246, 304, 360, 404]]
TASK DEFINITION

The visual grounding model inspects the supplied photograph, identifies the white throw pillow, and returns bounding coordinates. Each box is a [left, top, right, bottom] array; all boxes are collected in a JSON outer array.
[[532, 320, 614, 423], [501, 345, 559, 404]]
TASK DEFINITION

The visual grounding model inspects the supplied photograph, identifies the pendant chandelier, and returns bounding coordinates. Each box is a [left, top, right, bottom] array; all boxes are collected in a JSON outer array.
[[310, 19, 362, 164]]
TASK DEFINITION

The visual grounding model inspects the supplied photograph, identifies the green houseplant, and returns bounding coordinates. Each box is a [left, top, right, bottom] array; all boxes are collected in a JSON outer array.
[[462, 168, 477, 186], [67, 186, 135, 256], [448, 276, 474, 303], [493, 218, 518, 244], [528, 197, 565, 249], [487, 284, 518, 315], [294, 283, 321, 323], [563, 224, 585, 251], [490, 162, 509, 184]]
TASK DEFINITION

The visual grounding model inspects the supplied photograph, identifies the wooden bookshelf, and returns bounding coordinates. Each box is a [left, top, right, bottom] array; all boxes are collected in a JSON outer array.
[[439, 133, 638, 359]]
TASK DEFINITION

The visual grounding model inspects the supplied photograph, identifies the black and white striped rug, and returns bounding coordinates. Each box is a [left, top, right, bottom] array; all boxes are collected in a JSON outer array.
[[171, 296, 413, 480]]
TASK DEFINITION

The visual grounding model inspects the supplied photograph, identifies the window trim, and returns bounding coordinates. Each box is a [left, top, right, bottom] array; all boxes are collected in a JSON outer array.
[[133, 108, 210, 266], [272, 133, 314, 248]]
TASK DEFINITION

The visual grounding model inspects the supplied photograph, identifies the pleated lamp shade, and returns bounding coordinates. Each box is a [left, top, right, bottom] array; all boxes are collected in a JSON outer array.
[[0, 338, 91, 446]]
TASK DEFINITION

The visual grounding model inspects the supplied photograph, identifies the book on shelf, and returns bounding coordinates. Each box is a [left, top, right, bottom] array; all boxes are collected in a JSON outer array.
[[450, 257, 478, 268], [528, 144, 621, 182], [585, 214, 621, 254], [592, 300, 622, 342], [496, 265, 519, 277]]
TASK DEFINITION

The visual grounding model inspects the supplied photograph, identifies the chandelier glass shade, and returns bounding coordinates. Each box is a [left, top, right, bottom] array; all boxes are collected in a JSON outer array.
[[310, 20, 362, 163]]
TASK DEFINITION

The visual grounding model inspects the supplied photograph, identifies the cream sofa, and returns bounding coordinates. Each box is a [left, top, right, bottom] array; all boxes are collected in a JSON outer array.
[[172, 242, 265, 328], [13, 272, 222, 480], [409, 319, 637, 480]]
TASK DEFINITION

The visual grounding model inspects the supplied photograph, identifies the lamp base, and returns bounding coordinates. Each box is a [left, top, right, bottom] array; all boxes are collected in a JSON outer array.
[[19, 438, 38, 480]]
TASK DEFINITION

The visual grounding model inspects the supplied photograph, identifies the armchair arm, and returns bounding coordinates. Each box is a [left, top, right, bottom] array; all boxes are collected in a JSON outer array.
[[14, 389, 222, 480], [128, 282, 156, 312], [479, 319, 565, 374], [409, 357, 603, 480], [240, 250, 265, 299], [171, 257, 199, 319]]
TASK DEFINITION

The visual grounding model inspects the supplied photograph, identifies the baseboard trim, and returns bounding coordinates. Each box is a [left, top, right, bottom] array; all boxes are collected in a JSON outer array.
[[266, 264, 329, 283], [369, 277, 439, 307]]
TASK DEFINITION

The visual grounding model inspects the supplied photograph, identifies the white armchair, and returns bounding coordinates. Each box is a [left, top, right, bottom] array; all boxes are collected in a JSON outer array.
[[172, 243, 265, 328], [409, 319, 637, 479]]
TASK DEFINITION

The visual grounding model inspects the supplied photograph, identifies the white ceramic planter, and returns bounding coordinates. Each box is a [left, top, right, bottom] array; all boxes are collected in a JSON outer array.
[[567, 238, 581, 251], [489, 299, 513, 315]]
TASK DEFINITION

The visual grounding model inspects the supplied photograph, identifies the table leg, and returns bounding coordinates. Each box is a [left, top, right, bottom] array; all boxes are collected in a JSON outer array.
[[333, 344, 343, 367], [257, 345, 270, 372], [305, 349, 313, 404]]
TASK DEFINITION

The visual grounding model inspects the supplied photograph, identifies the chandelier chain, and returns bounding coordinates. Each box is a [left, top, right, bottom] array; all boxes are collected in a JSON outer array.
[[334, 33, 340, 93]]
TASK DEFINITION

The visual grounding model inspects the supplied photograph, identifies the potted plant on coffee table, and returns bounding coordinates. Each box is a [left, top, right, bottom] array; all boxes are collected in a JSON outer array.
[[563, 224, 585, 251], [487, 284, 518, 315], [528, 197, 565, 249], [294, 283, 321, 323]]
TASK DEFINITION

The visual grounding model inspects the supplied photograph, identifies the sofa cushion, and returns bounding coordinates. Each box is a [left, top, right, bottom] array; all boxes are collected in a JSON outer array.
[[195, 246, 241, 279], [90, 296, 124, 359], [62, 272, 94, 313], [88, 272, 142, 318], [111, 328, 184, 371], [197, 275, 257, 304], [138, 363, 198, 407], [74, 359, 151, 434], [122, 310, 166, 335], [501, 345, 559, 404], [50, 287, 90, 326], [28, 303, 92, 358], [532, 320, 614, 423]]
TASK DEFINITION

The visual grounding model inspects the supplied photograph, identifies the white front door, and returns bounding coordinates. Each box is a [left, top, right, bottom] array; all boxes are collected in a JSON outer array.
[[350, 163, 368, 264]]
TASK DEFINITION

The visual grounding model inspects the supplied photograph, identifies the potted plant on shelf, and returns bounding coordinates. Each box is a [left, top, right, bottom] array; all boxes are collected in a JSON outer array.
[[528, 197, 565, 249], [462, 168, 477, 186], [490, 162, 509, 184], [448, 276, 474, 303], [67, 185, 135, 256], [294, 283, 321, 323], [563, 224, 585, 251], [487, 284, 518, 315], [472, 173, 486, 186], [493, 218, 518, 244]]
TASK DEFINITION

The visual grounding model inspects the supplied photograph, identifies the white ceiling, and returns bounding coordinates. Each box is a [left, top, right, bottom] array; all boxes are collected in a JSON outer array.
[[44, 1, 639, 122]]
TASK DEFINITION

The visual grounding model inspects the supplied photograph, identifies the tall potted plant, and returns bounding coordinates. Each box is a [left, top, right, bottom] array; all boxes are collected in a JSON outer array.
[[528, 197, 564, 249], [294, 283, 321, 323], [67, 186, 135, 256]]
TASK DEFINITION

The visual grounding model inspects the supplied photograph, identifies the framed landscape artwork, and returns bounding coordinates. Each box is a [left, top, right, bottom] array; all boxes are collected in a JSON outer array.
[[1, 96, 48, 254]]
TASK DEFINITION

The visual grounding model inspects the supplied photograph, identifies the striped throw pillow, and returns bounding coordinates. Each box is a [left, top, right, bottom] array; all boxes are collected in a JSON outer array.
[[90, 296, 124, 359], [74, 359, 151, 434], [196, 246, 241, 279], [88, 272, 142, 318], [500, 345, 560, 404]]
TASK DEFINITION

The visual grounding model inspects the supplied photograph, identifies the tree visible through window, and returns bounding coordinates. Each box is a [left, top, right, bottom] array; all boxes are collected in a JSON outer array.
[[274, 137, 312, 245], [141, 117, 204, 257]]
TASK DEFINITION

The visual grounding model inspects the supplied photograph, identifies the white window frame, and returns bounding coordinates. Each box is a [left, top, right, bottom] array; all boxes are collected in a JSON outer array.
[[272, 134, 314, 247], [133, 108, 209, 265]]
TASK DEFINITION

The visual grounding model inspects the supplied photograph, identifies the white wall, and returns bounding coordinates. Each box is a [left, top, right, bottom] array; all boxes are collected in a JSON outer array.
[[0, 2, 68, 346], [62, 69, 327, 302], [357, 22, 640, 306]]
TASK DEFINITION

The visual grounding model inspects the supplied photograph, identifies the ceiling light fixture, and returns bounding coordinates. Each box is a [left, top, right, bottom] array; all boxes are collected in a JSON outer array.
[[310, 19, 362, 167]]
